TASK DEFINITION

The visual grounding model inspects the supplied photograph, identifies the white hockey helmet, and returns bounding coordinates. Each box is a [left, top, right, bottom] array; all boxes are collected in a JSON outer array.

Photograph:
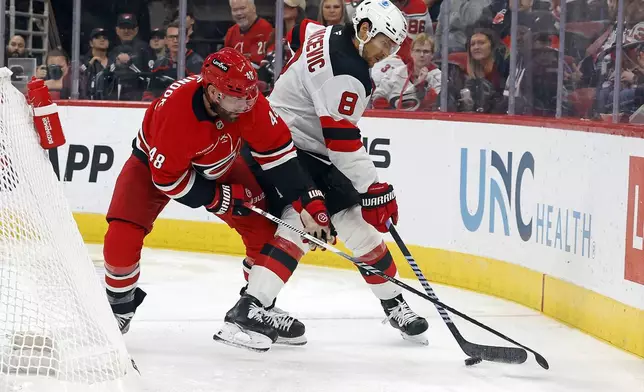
[[352, 0, 408, 57]]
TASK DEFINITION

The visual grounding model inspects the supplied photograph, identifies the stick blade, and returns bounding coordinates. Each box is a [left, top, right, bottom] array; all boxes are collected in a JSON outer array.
[[449, 324, 528, 364], [462, 342, 528, 364]]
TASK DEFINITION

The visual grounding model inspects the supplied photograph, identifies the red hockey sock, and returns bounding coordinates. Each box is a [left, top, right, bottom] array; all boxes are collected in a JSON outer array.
[[103, 220, 146, 298], [357, 241, 397, 284], [357, 242, 401, 300]]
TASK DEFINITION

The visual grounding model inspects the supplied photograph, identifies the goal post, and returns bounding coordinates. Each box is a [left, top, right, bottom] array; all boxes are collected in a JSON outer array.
[[0, 68, 140, 391]]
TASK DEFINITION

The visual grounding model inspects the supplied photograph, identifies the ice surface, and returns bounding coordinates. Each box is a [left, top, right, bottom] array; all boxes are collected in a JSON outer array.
[[86, 245, 644, 392]]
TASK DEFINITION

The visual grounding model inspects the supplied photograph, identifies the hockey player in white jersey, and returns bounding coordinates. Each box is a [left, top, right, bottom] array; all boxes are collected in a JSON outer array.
[[215, 0, 429, 351]]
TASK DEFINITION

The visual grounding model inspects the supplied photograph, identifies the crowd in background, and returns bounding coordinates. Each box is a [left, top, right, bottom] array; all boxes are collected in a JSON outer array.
[[3, 0, 643, 123]]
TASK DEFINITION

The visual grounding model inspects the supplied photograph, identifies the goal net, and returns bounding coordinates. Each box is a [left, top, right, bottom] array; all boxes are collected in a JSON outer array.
[[0, 68, 139, 391]]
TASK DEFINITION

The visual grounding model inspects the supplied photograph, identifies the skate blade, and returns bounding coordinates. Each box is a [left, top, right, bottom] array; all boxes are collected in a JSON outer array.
[[213, 322, 273, 352], [275, 335, 307, 346], [401, 332, 428, 346]]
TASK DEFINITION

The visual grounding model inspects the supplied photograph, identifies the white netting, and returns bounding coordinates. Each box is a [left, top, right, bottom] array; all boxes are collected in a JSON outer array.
[[0, 68, 139, 392]]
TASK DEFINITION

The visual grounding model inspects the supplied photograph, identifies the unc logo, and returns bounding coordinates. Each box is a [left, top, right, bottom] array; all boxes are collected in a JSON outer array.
[[216, 120, 224, 130], [379, 0, 391, 8], [245, 71, 254, 80]]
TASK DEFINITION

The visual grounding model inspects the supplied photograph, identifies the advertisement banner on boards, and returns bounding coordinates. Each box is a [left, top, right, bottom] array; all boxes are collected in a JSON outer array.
[[55, 106, 644, 310]]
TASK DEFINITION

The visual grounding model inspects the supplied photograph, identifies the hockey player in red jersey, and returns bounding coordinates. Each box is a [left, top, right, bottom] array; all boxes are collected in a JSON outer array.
[[217, 0, 429, 350], [103, 48, 335, 349]]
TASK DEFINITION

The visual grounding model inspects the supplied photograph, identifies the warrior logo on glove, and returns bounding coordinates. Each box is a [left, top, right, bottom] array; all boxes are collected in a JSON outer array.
[[360, 183, 399, 233]]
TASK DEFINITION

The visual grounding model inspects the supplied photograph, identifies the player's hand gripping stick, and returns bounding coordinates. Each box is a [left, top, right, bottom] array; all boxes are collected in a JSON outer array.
[[360, 182, 398, 233], [293, 189, 336, 251], [207, 184, 252, 216]]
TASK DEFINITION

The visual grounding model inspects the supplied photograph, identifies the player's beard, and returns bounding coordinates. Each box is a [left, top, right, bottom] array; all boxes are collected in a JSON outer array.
[[211, 103, 240, 122], [204, 93, 239, 122]]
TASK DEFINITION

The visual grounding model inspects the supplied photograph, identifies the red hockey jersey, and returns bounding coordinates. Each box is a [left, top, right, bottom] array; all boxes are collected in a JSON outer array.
[[133, 75, 304, 208], [224, 18, 273, 67], [402, 0, 433, 39], [395, 0, 434, 64]]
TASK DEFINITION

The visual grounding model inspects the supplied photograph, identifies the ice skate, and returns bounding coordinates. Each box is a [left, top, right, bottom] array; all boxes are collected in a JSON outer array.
[[214, 294, 278, 352], [264, 303, 307, 346], [239, 285, 307, 345], [108, 287, 147, 334], [381, 294, 429, 345]]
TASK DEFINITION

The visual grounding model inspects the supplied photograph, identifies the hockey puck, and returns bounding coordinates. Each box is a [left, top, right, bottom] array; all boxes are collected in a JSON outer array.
[[464, 357, 482, 366]]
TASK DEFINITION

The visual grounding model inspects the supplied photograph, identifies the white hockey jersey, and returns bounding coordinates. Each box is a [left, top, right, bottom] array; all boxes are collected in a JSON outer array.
[[371, 55, 406, 88], [268, 23, 377, 194], [372, 62, 441, 111]]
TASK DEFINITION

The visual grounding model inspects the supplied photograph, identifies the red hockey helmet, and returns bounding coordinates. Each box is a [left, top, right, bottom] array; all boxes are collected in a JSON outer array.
[[201, 48, 259, 114]]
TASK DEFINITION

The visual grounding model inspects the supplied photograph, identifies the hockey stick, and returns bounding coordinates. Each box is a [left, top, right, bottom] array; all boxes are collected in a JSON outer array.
[[244, 202, 549, 370], [387, 223, 530, 365]]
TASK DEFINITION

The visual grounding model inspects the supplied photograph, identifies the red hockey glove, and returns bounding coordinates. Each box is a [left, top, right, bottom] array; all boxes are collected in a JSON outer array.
[[206, 183, 251, 217], [27, 77, 66, 149], [293, 189, 336, 251], [360, 183, 398, 233]]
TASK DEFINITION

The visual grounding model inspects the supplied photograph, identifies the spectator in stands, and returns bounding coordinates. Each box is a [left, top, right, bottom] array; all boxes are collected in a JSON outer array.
[[393, 0, 434, 37], [110, 13, 155, 73], [166, 8, 196, 40], [259, 0, 306, 94], [81, 28, 110, 99], [83, 28, 110, 71], [145, 21, 205, 99], [549, 0, 612, 23], [284, 0, 307, 37], [587, 0, 644, 59], [318, 0, 347, 26], [92, 47, 148, 101], [41, 49, 87, 99], [509, 30, 575, 117], [167, 8, 210, 58], [149, 28, 166, 63], [434, 0, 493, 54], [186, 12, 196, 41], [599, 43, 644, 115], [372, 33, 442, 111], [459, 28, 509, 113], [224, 0, 273, 68], [486, 0, 557, 47], [427, 0, 443, 21], [5, 35, 27, 61], [5, 34, 35, 80]]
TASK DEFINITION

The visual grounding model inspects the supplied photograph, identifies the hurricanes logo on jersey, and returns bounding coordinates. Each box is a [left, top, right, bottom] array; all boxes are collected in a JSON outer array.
[[245, 71, 254, 80]]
